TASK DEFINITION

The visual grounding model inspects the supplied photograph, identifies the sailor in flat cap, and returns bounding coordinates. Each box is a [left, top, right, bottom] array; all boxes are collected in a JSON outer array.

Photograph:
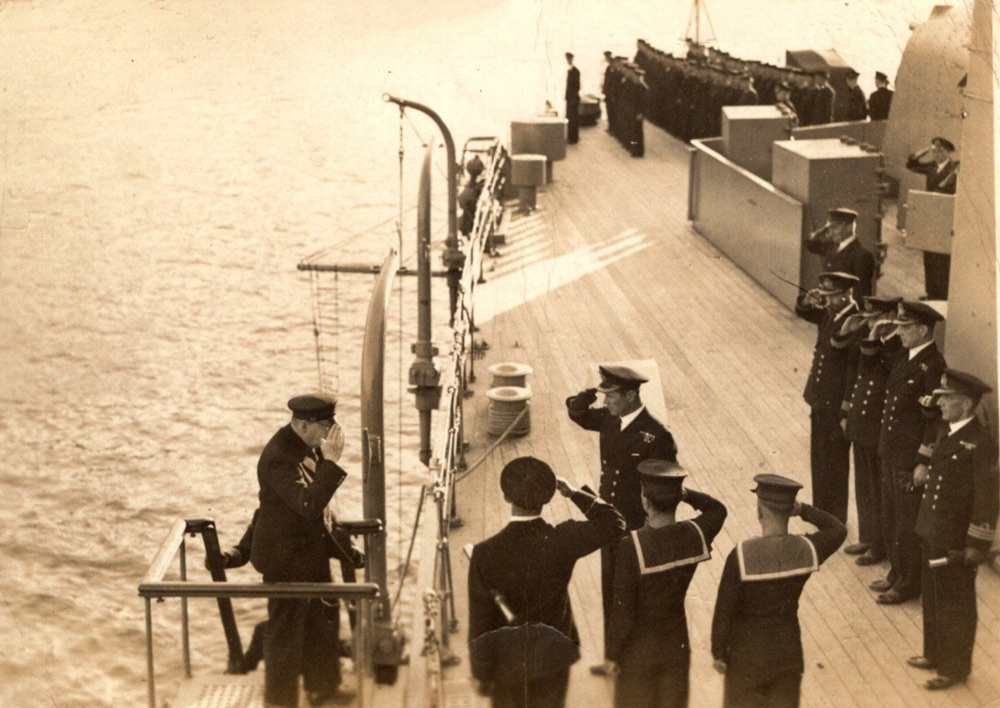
[[844, 68, 867, 121], [608, 461, 727, 708], [467, 456, 625, 708], [795, 272, 860, 523], [868, 71, 893, 120], [907, 370, 997, 690], [839, 296, 902, 565], [711, 475, 846, 708], [867, 301, 947, 605], [804, 208, 875, 299], [249, 393, 352, 707], [566, 365, 678, 673], [906, 136, 959, 299]]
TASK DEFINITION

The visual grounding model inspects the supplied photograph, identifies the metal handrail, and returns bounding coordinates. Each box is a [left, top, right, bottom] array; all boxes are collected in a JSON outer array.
[[140, 519, 381, 708]]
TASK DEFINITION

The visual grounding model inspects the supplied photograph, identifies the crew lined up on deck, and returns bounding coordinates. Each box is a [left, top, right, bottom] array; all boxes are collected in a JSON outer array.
[[466, 357, 996, 708]]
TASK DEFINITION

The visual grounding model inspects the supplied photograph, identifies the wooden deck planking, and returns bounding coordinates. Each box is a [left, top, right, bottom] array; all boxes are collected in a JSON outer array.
[[440, 121, 999, 708]]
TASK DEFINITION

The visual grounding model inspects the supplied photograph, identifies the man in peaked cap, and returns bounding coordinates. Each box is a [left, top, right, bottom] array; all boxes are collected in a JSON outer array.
[[808, 71, 835, 125], [608, 461, 727, 708], [906, 136, 959, 300], [467, 456, 625, 708], [566, 364, 677, 674], [565, 52, 581, 144], [844, 68, 867, 121], [774, 80, 799, 127], [907, 370, 997, 690], [866, 300, 947, 605], [868, 71, 893, 120], [711, 475, 846, 708], [250, 393, 352, 707], [795, 272, 860, 523], [804, 208, 876, 299], [839, 296, 902, 566]]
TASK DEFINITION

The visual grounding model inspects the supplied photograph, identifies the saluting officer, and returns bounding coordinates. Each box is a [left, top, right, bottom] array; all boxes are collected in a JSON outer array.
[[250, 394, 351, 708], [908, 370, 998, 690], [711, 475, 847, 708], [467, 456, 625, 708], [795, 271, 860, 523], [839, 296, 901, 565], [566, 365, 677, 674], [802, 208, 875, 299], [906, 136, 959, 300], [607, 460, 727, 708], [869, 301, 947, 605]]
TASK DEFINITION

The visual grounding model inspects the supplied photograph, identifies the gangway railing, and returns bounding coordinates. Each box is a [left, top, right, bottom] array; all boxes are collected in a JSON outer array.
[[139, 518, 381, 708]]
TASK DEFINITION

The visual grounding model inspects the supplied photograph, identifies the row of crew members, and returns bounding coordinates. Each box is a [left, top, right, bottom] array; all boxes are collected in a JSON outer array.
[[603, 57, 646, 157], [692, 42, 894, 121], [796, 268, 997, 692]]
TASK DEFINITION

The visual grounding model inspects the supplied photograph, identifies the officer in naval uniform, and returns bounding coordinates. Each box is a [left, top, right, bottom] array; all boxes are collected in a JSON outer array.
[[907, 370, 998, 690], [839, 296, 901, 565], [774, 81, 799, 128], [869, 301, 947, 605], [467, 456, 625, 708], [607, 460, 727, 708], [803, 208, 876, 300], [868, 71, 893, 121], [250, 394, 351, 708], [711, 475, 846, 708], [905, 136, 959, 300], [566, 365, 678, 674], [795, 272, 860, 523]]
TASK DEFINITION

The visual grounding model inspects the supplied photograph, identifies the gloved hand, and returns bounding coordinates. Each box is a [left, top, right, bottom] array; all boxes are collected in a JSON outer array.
[[567, 387, 598, 410], [349, 546, 366, 570], [963, 546, 986, 566]]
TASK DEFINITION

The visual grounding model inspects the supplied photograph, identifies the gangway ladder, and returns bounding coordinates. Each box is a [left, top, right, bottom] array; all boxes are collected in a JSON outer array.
[[138, 518, 382, 708]]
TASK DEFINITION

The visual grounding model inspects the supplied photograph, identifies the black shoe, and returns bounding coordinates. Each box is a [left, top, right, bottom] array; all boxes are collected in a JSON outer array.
[[308, 688, 356, 706], [844, 543, 870, 555], [925, 675, 965, 690], [876, 588, 919, 605], [856, 552, 885, 566], [869, 578, 894, 592], [907, 656, 936, 671]]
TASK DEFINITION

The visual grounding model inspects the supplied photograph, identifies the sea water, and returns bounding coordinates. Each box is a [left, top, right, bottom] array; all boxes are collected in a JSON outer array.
[[0, 0, 941, 705]]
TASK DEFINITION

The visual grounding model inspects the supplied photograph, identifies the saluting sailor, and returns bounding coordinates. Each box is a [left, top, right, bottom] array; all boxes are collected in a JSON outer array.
[[711, 475, 846, 708], [607, 460, 727, 708], [467, 456, 625, 708], [907, 369, 998, 690], [565, 365, 678, 674]]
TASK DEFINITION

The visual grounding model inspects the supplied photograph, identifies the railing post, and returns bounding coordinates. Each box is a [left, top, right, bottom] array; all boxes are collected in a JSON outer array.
[[179, 538, 191, 678], [145, 597, 156, 708]]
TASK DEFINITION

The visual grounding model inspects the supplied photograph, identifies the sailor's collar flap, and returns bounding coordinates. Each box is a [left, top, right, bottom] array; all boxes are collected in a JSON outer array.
[[633, 521, 710, 575], [736, 536, 818, 582]]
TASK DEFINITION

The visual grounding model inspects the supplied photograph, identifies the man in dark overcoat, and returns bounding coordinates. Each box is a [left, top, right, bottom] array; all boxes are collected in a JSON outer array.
[[608, 460, 727, 708], [565, 52, 581, 144], [803, 207, 876, 299], [250, 394, 351, 707], [844, 69, 867, 121], [908, 369, 998, 690], [839, 296, 901, 564], [711, 475, 846, 708], [795, 271, 860, 523], [566, 364, 677, 674], [467, 456, 625, 708], [868, 71, 893, 120], [868, 301, 947, 604], [906, 136, 959, 300]]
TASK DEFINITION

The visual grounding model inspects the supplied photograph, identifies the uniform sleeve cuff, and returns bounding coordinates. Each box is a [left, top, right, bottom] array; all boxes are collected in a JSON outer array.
[[967, 523, 995, 547]]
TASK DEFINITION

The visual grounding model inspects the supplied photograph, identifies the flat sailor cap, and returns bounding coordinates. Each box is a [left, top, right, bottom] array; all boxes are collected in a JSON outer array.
[[638, 459, 687, 494], [933, 368, 992, 399], [500, 456, 557, 509], [751, 474, 802, 507], [892, 300, 944, 326], [288, 393, 337, 421], [597, 365, 648, 393]]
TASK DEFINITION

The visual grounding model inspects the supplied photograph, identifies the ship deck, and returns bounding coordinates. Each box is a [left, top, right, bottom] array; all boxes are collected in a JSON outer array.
[[439, 121, 1000, 708]]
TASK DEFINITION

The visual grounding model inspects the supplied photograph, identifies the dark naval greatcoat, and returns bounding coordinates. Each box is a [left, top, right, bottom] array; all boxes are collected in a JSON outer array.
[[823, 238, 875, 300], [915, 417, 998, 680], [468, 487, 625, 708], [566, 400, 677, 651]]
